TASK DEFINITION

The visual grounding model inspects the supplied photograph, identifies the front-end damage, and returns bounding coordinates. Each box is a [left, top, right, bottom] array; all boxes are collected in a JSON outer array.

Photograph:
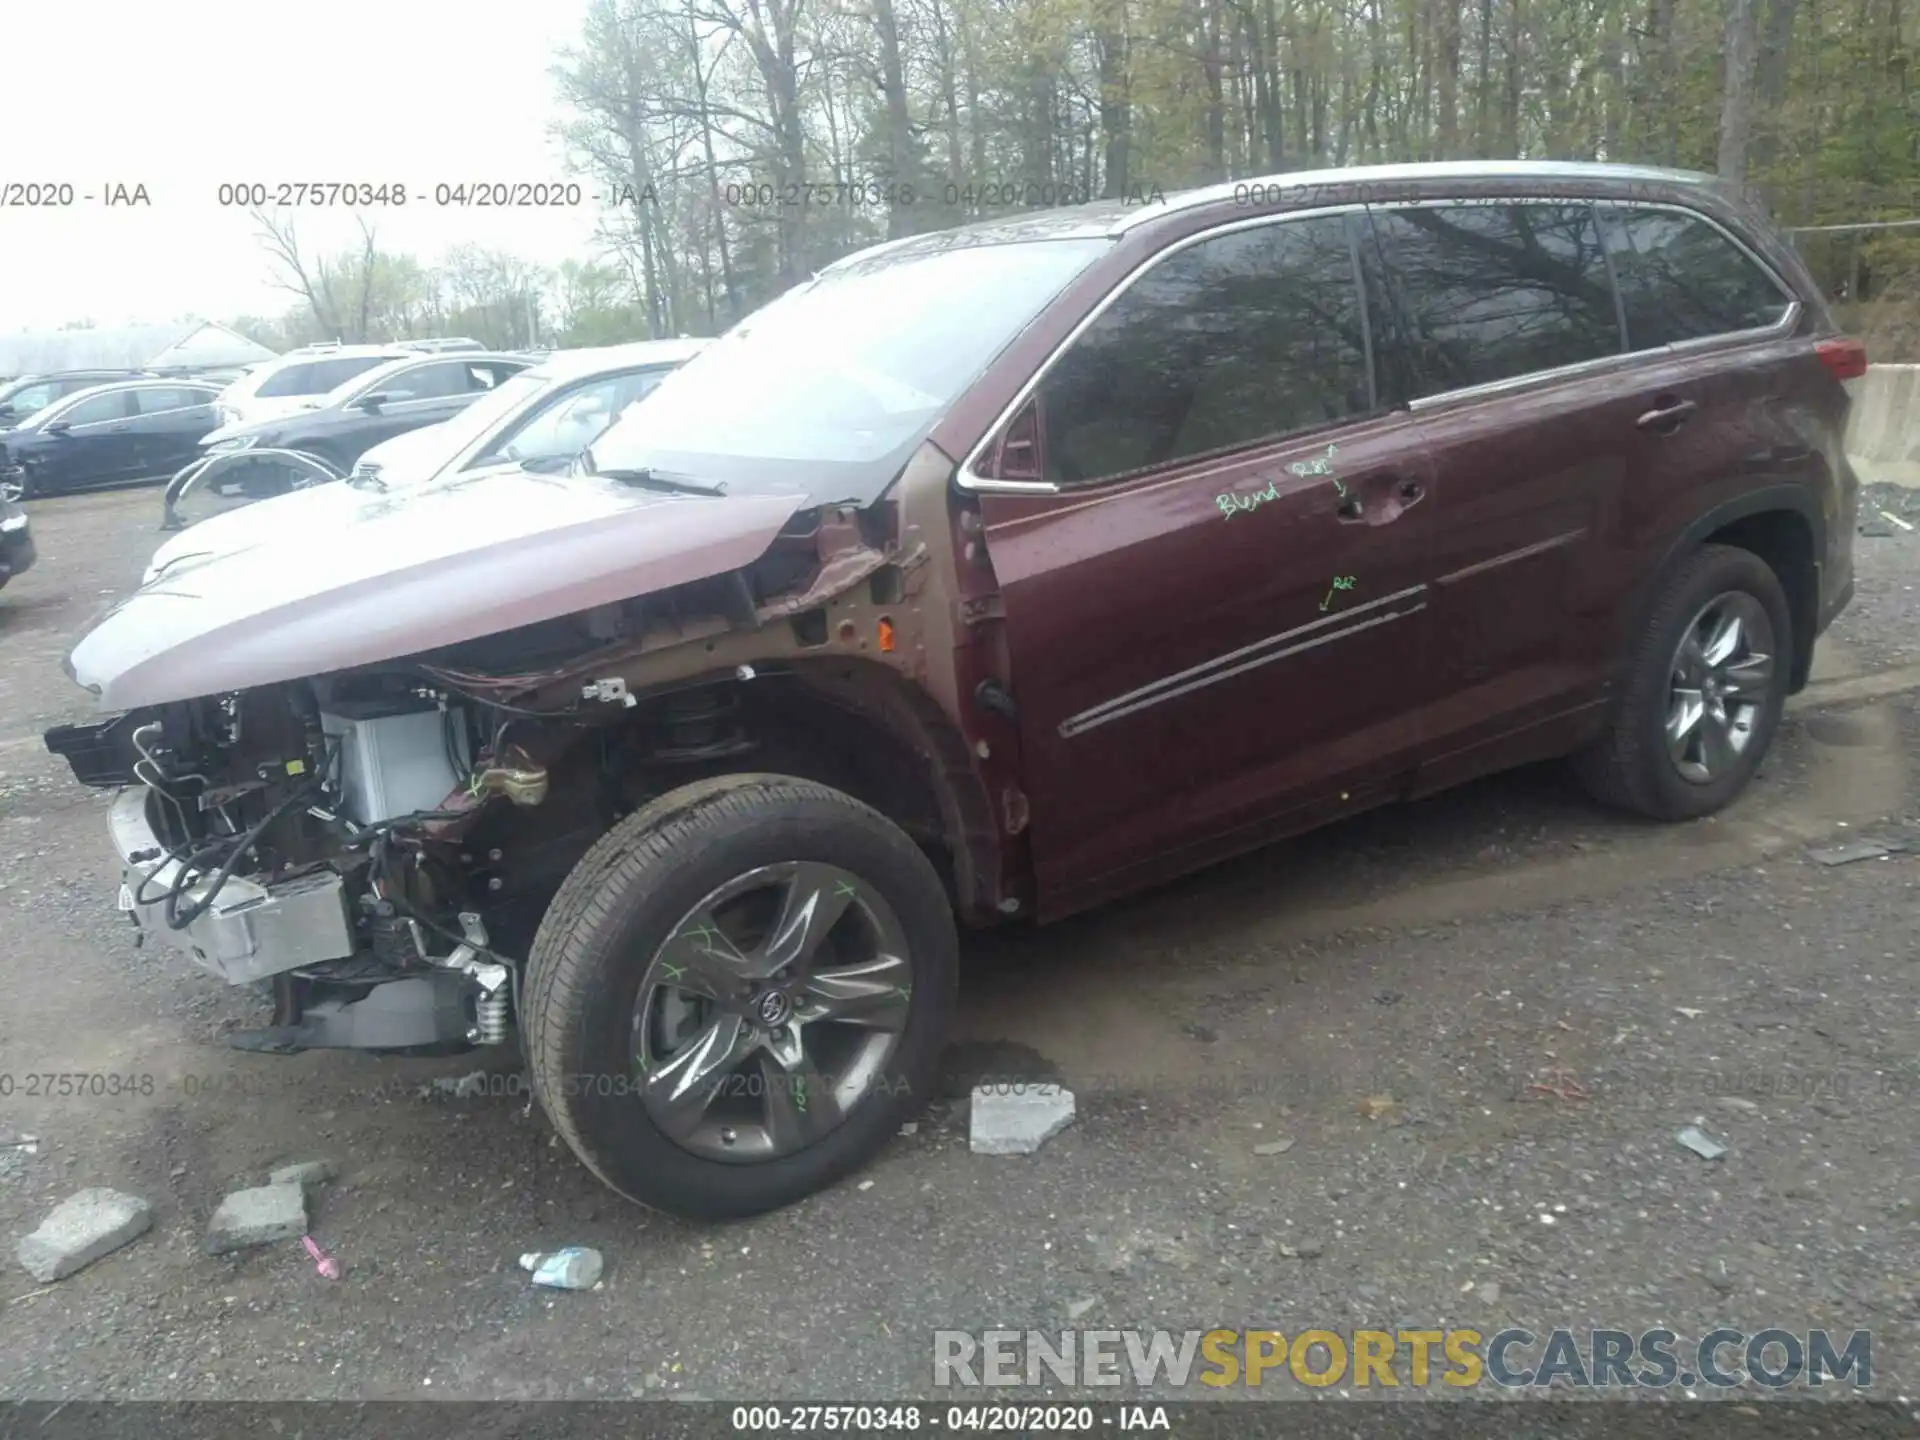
[[46, 443, 1024, 1055]]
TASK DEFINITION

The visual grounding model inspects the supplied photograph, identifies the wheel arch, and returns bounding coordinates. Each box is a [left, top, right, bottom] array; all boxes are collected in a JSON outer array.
[[1630, 486, 1824, 694], [568, 658, 1005, 929]]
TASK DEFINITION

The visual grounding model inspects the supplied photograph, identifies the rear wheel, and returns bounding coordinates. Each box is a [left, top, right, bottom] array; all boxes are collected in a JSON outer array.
[[524, 774, 957, 1219], [1573, 543, 1791, 820]]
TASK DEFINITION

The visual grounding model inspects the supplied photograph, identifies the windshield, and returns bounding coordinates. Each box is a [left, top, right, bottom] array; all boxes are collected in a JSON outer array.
[[588, 236, 1111, 501], [254, 356, 392, 397]]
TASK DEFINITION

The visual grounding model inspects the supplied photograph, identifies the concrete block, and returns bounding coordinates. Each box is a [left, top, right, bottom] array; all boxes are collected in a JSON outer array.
[[268, 1159, 338, 1189], [206, 1184, 307, 1255], [15, 1189, 153, 1282], [970, 1084, 1076, 1156]]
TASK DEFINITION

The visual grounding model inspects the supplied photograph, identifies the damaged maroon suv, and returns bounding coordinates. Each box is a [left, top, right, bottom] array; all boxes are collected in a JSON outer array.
[[46, 161, 1860, 1218]]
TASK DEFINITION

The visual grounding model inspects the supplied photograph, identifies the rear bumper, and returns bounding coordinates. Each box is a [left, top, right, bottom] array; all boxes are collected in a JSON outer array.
[[109, 786, 358, 985]]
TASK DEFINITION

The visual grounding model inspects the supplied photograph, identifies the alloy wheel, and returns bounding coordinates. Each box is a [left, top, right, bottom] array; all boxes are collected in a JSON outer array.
[[632, 861, 914, 1163], [1665, 591, 1775, 785]]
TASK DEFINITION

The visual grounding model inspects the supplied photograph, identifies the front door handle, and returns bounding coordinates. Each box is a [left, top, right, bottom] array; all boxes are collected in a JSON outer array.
[[1636, 397, 1698, 433], [1336, 495, 1365, 522]]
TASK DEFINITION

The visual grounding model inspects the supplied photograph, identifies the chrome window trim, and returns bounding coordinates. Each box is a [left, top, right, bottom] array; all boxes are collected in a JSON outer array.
[[1106, 159, 1713, 233], [955, 203, 1371, 496], [1403, 306, 1801, 414]]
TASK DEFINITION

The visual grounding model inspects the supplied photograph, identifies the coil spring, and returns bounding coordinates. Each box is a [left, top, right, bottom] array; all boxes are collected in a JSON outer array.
[[475, 990, 510, 1047]]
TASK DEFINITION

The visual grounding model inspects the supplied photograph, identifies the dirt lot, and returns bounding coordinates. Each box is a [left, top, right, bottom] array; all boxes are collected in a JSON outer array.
[[1, 486, 1918, 1406]]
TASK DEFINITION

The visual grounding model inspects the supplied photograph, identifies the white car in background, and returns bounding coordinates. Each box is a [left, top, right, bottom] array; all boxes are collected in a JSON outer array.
[[212, 343, 417, 429], [146, 338, 708, 583], [210, 339, 488, 430]]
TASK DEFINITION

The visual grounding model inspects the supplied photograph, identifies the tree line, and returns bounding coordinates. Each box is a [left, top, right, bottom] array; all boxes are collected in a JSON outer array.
[[240, 0, 1919, 352]]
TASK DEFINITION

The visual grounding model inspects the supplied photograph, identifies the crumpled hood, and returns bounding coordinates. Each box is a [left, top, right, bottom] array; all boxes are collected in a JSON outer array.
[[77, 465, 808, 711]]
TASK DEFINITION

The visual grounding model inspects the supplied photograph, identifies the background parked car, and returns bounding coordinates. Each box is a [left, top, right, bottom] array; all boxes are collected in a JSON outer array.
[[0, 493, 33, 588], [211, 343, 418, 430], [0, 370, 151, 428], [202, 352, 537, 467], [0, 379, 221, 500], [155, 338, 707, 544]]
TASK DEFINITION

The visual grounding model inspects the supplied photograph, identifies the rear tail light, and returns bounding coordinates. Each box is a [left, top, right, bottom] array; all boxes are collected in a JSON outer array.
[[1815, 336, 1868, 382]]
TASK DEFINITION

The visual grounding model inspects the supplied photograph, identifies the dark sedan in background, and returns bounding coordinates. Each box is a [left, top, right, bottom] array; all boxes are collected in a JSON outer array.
[[0, 379, 222, 501], [0, 369, 152, 428], [0, 494, 32, 588], [197, 351, 535, 474]]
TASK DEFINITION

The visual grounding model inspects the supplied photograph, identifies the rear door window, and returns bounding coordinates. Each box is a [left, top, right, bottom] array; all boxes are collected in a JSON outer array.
[[59, 390, 136, 426], [379, 361, 473, 401], [1369, 202, 1621, 397], [134, 386, 213, 415], [1037, 214, 1376, 486], [254, 356, 391, 397], [1596, 205, 1795, 348]]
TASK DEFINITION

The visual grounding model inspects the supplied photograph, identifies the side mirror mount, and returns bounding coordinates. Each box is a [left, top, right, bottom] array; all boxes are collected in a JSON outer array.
[[44, 421, 71, 437], [355, 391, 395, 411], [986, 399, 1043, 483]]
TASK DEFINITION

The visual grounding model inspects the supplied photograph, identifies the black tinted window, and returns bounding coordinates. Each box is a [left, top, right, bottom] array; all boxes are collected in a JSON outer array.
[[1597, 206, 1794, 347], [379, 361, 474, 400], [1039, 215, 1373, 485], [255, 356, 390, 397], [1372, 203, 1620, 396], [134, 386, 213, 414]]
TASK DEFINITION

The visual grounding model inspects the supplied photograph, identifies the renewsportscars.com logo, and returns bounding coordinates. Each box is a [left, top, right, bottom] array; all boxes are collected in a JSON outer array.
[[932, 1327, 1873, 1390]]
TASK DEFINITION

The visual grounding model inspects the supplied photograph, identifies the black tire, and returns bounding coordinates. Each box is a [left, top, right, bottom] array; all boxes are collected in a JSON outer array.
[[524, 773, 958, 1219], [1573, 543, 1792, 820]]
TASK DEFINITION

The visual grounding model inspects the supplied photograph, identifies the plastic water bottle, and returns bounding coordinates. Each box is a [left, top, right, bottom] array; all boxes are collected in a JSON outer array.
[[519, 1246, 604, 1289]]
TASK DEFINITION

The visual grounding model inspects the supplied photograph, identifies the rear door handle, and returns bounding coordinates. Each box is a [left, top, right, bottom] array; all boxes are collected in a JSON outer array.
[[1636, 397, 1698, 432]]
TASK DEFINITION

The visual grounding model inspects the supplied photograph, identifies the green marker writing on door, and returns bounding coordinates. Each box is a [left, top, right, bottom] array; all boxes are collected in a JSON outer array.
[[1318, 575, 1357, 612]]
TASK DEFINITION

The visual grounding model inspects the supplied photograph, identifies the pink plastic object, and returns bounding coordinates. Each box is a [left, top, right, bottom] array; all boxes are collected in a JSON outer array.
[[301, 1234, 341, 1280]]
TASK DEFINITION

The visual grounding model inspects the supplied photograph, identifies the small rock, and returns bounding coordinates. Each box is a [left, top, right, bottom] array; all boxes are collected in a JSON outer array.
[[1477, 1281, 1502, 1304], [857, 1179, 874, 1192], [1718, 1096, 1760, 1113], [970, 1084, 1075, 1156], [168, 1164, 188, 1180], [1279, 1239, 1325, 1259], [1184, 1023, 1219, 1043], [1675, 1007, 1705, 1019], [1359, 1094, 1396, 1121], [15, 1189, 153, 1283], [1066, 1297, 1098, 1321], [1807, 841, 1891, 867], [268, 1159, 338, 1189], [206, 1184, 308, 1255], [898, 1122, 918, 1137], [1252, 1138, 1296, 1156], [1676, 1125, 1728, 1161]]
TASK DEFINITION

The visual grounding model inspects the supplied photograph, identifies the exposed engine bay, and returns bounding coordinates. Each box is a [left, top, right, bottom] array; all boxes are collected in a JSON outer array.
[[42, 485, 1010, 1056]]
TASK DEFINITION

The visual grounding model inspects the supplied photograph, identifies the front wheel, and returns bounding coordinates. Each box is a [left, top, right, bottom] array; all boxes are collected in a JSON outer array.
[[1573, 543, 1792, 820], [524, 774, 957, 1219]]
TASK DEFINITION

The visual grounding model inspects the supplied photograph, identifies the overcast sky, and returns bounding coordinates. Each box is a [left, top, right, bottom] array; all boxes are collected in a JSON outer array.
[[0, 0, 598, 332]]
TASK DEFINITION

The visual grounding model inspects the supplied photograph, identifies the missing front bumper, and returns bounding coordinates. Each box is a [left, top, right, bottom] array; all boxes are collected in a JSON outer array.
[[109, 787, 357, 985]]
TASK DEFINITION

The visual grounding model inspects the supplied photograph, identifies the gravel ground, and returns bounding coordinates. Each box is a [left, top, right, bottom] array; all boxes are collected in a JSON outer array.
[[0, 486, 1917, 1415]]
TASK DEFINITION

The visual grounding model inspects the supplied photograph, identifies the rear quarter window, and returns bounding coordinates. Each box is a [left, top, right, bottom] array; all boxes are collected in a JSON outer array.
[[1595, 205, 1795, 348]]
